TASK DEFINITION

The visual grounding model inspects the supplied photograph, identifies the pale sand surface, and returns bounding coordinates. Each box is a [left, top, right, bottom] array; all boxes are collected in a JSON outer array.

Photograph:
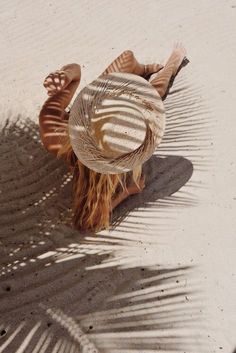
[[0, 1, 236, 352]]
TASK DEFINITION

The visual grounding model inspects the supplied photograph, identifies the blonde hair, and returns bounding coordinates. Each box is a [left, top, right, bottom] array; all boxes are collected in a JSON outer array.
[[56, 125, 142, 232]]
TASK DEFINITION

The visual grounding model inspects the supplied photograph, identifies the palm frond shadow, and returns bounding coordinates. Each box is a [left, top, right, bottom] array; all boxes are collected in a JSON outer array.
[[157, 73, 213, 169], [0, 116, 207, 352], [0, 250, 205, 352]]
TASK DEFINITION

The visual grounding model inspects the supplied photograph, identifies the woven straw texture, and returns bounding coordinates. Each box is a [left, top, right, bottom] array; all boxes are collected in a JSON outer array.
[[68, 72, 165, 174]]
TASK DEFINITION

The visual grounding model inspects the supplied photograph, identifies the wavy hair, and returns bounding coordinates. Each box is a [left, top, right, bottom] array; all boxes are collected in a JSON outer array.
[[56, 124, 141, 232]]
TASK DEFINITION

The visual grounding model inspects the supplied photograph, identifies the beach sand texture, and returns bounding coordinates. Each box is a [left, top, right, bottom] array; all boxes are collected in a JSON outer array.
[[0, 1, 236, 352]]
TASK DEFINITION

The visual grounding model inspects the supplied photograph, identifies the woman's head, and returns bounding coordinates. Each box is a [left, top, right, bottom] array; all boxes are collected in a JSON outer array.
[[56, 126, 141, 232], [68, 72, 165, 174]]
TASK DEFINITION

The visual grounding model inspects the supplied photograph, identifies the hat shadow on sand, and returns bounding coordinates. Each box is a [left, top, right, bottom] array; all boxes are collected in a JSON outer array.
[[0, 115, 207, 352], [112, 153, 193, 226]]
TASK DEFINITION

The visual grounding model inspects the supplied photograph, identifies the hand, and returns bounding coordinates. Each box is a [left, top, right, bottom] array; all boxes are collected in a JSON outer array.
[[43, 70, 69, 96], [43, 63, 81, 97], [111, 176, 145, 210], [128, 175, 146, 195]]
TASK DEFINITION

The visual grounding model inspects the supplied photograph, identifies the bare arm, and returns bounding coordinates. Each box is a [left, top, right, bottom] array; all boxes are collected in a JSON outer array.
[[100, 50, 163, 78], [39, 63, 81, 156]]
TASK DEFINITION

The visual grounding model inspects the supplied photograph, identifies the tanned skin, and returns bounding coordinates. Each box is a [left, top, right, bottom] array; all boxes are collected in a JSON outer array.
[[39, 43, 186, 209]]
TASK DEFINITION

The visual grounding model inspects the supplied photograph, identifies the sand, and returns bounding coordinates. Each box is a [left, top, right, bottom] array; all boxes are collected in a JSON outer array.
[[0, 1, 236, 352]]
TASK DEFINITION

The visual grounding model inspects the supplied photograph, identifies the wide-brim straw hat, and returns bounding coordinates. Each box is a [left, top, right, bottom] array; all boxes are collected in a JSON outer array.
[[68, 72, 166, 174]]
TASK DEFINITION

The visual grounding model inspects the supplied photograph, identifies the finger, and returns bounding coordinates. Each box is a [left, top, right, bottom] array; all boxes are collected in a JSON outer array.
[[59, 71, 66, 78], [53, 76, 62, 90], [59, 75, 68, 89], [44, 77, 54, 88], [45, 76, 53, 83], [47, 88, 57, 96], [59, 72, 66, 81], [53, 76, 60, 84], [47, 73, 56, 80], [43, 80, 48, 87], [43, 79, 50, 87], [55, 71, 62, 79], [47, 87, 55, 92], [44, 83, 50, 90]]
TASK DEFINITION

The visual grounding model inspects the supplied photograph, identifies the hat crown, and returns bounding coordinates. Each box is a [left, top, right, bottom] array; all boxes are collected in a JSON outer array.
[[90, 93, 147, 158], [68, 72, 166, 174]]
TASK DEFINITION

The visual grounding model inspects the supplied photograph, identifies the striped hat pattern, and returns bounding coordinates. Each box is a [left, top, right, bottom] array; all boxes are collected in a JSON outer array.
[[68, 72, 166, 174]]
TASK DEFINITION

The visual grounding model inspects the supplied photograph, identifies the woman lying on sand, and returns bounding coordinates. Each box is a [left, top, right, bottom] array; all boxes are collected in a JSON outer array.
[[39, 43, 187, 232]]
